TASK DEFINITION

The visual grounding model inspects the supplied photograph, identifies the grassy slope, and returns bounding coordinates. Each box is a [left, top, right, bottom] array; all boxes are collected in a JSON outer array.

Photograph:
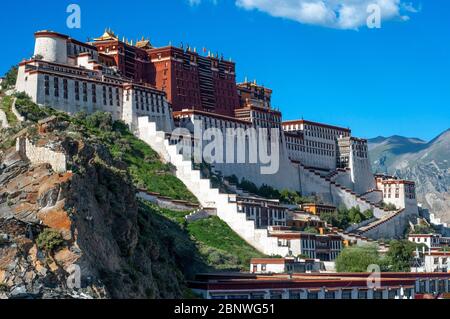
[[106, 127, 198, 203], [0, 95, 18, 125], [149, 203, 265, 271]]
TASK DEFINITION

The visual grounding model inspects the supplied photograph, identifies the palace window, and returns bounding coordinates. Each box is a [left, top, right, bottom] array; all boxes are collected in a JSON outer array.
[[75, 81, 80, 101], [63, 79, 68, 99], [82, 82, 87, 102], [44, 75, 50, 95], [109, 87, 113, 106], [54, 77, 59, 97], [103, 86, 107, 105], [92, 84, 96, 103]]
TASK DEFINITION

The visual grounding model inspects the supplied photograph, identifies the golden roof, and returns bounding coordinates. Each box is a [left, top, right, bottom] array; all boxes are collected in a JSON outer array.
[[94, 29, 118, 41], [136, 39, 152, 49]]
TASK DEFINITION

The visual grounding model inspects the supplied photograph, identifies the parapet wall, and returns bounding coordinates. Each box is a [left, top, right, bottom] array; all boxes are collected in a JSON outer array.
[[11, 98, 25, 122], [16, 137, 67, 173]]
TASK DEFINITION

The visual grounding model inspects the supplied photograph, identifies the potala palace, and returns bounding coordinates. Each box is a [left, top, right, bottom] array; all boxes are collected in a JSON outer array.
[[14, 30, 421, 259]]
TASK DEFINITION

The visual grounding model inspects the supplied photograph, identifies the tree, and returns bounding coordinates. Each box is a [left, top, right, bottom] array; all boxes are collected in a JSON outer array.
[[335, 245, 381, 272], [363, 209, 374, 219], [36, 229, 64, 253], [1, 66, 18, 90], [385, 240, 417, 272]]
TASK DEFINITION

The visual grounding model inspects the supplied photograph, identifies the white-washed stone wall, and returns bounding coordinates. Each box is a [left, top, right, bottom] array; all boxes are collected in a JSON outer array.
[[11, 98, 25, 122], [0, 109, 9, 129], [16, 137, 67, 173]]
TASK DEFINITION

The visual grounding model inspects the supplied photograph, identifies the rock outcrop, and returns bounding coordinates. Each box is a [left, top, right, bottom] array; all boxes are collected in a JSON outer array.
[[0, 120, 202, 299]]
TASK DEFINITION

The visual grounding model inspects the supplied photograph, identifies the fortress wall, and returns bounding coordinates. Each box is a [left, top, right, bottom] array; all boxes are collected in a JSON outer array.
[[360, 210, 410, 240], [0, 109, 9, 129], [333, 171, 353, 190], [350, 154, 376, 195], [362, 190, 383, 204], [16, 137, 67, 173], [299, 166, 333, 203]]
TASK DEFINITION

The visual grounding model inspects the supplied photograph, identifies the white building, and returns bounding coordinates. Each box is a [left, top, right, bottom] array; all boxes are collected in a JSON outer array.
[[376, 175, 418, 211], [408, 234, 450, 250], [423, 251, 450, 273], [15, 31, 172, 132], [250, 257, 323, 274]]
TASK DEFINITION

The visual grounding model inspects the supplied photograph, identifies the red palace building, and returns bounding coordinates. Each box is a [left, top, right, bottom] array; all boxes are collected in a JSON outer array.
[[91, 29, 240, 116]]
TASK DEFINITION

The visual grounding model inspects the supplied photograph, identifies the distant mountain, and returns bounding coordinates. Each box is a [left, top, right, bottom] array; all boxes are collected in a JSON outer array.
[[368, 129, 450, 223]]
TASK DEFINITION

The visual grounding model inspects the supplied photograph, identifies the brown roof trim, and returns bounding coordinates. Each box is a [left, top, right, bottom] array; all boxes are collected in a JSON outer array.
[[282, 119, 351, 133], [35, 31, 69, 40]]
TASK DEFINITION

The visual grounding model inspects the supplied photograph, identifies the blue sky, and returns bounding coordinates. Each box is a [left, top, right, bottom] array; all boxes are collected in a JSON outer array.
[[0, 0, 448, 140]]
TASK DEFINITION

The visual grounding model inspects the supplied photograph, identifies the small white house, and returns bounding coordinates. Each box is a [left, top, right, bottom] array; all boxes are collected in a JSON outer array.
[[424, 251, 450, 273], [250, 257, 322, 274]]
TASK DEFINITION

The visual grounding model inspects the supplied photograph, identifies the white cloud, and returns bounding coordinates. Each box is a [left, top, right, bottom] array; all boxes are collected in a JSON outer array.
[[235, 0, 419, 30]]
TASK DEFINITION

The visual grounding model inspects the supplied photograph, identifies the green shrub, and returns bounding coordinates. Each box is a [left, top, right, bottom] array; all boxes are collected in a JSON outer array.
[[380, 202, 397, 211], [1, 66, 18, 90], [85, 112, 113, 131], [36, 229, 64, 253]]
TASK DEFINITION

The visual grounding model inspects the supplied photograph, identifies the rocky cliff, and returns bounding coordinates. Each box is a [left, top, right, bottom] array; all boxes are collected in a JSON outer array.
[[0, 114, 206, 299]]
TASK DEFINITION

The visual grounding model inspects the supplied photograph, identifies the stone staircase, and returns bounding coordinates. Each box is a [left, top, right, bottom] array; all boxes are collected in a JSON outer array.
[[354, 208, 409, 240], [137, 117, 290, 256], [329, 226, 390, 253], [298, 163, 391, 220]]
